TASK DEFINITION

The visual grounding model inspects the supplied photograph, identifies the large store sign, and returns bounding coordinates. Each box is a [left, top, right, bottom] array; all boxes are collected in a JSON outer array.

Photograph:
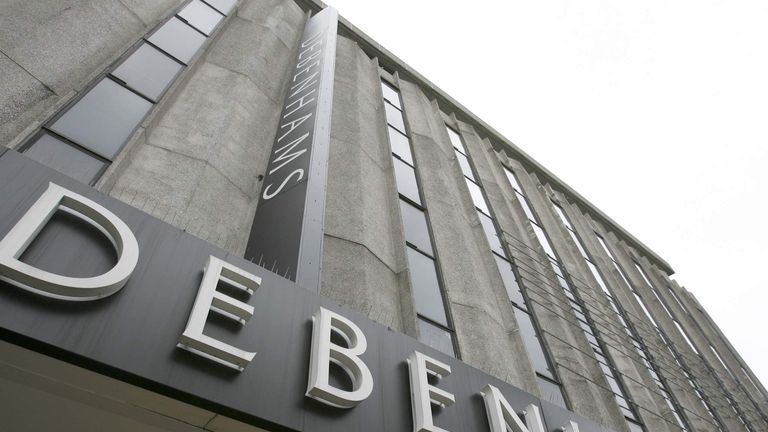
[[244, 7, 338, 290], [0, 151, 608, 432]]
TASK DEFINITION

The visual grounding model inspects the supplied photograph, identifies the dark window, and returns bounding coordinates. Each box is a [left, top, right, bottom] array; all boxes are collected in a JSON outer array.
[[400, 199, 433, 255], [23, 134, 107, 184], [392, 156, 421, 205], [380, 81, 402, 109], [148, 17, 207, 64], [178, 0, 223, 35], [514, 307, 553, 378], [384, 101, 406, 134], [455, 150, 475, 181], [418, 318, 455, 357], [406, 247, 448, 326], [205, 0, 236, 15], [478, 211, 504, 256], [537, 375, 567, 408], [50, 78, 152, 160], [493, 254, 525, 307], [112, 43, 183, 102], [388, 126, 413, 165], [465, 178, 490, 214]]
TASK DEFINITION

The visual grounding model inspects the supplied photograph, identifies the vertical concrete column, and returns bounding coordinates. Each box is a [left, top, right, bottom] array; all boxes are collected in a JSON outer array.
[[560, 202, 707, 431], [0, 0, 182, 147], [100, 0, 305, 256], [395, 81, 532, 384], [319, 37, 408, 333], [491, 152, 624, 431], [609, 239, 745, 431], [449, 120, 543, 392]]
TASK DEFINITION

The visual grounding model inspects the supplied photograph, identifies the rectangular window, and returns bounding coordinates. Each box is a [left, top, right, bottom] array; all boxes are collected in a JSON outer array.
[[406, 248, 448, 326], [446, 127, 467, 155], [380, 81, 402, 109], [493, 254, 525, 307], [418, 319, 455, 357], [23, 133, 107, 184], [205, 0, 237, 15], [514, 307, 554, 379], [112, 43, 183, 102], [465, 178, 490, 215], [50, 78, 152, 160], [388, 126, 413, 165], [177, 0, 224, 36], [455, 151, 475, 181], [384, 101, 406, 134], [147, 17, 207, 64], [392, 156, 421, 205], [477, 211, 504, 256], [537, 375, 567, 408], [399, 199, 433, 255]]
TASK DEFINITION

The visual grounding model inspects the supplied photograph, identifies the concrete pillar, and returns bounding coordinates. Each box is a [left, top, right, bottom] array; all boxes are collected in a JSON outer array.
[[100, 0, 305, 256]]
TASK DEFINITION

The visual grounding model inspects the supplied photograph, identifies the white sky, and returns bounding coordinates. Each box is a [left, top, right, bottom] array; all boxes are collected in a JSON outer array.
[[327, 0, 768, 388]]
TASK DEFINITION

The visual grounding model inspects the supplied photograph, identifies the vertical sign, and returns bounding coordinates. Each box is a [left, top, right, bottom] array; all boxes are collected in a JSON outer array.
[[244, 7, 338, 291]]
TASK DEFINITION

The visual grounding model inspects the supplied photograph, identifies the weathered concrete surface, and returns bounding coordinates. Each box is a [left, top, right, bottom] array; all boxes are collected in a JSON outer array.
[[396, 82, 540, 393], [101, 0, 305, 256], [0, 0, 181, 146], [320, 36, 408, 333]]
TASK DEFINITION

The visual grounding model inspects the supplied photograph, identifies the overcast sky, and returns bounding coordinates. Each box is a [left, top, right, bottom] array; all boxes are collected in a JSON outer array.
[[327, 0, 768, 388]]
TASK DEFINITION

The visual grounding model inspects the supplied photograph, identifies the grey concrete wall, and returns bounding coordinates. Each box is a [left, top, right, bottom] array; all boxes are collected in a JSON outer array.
[[396, 80, 539, 388], [0, 0, 183, 148], [99, 0, 305, 256], [554, 198, 712, 431], [319, 37, 409, 333]]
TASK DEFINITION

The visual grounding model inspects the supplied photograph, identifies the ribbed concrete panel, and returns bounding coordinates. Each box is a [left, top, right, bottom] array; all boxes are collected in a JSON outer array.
[[102, 0, 305, 256], [320, 36, 408, 333]]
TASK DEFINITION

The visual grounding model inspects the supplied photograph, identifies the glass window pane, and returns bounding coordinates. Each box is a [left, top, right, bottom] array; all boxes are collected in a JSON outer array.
[[537, 376, 567, 408], [531, 224, 557, 260], [406, 247, 447, 326], [178, 0, 223, 35], [205, 0, 236, 15], [392, 156, 421, 205], [465, 178, 489, 214], [50, 78, 152, 160], [627, 420, 644, 432], [380, 81, 401, 109], [503, 167, 524, 194], [385, 101, 406, 134], [446, 127, 467, 155], [399, 199, 433, 255], [493, 254, 525, 307], [112, 43, 183, 101], [514, 194, 535, 223], [388, 126, 412, 165], [454, 150, 475, 181], [148, 17, 207, 64], [514, 307, 553, 378], [23, 134, 107, 184], [478, 211, 504, 256], [418, 319, 455, 357]]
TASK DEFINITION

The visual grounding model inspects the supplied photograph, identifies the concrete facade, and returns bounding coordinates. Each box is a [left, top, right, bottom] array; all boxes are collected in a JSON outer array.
[[1, 0, 766, 431]]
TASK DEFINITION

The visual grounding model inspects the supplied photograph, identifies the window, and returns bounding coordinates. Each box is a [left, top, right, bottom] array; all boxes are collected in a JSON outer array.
[[388, 126, 413, 165], [477, 211, 504, 256], [406, 248, 448, 326], [112, 43, 183, 102], [514, 307, 554, 379], [392, 156, 421, 205], [418, 319, 455, 357], [380, 81, 401, 109], [493, 254, 525, 307], [465, 178, 490, 215], [23, 134, 107, 184], [50, 79, 152, 160], [384, 101, 406, 134], [148, 17, 207, 64], [446, 127, 467, 155], [537, 375, 567, 408], [400, 199, 433, 255], [177, 0, 224, 36], [455, 151, 475, 181]]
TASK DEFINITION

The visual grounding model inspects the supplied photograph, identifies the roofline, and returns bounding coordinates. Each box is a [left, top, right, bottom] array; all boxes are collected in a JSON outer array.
[[294, 0, 675, 274]]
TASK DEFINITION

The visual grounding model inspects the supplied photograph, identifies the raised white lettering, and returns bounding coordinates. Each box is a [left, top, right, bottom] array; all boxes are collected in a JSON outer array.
[[481, 384, 545, 432], [408, 351, 455, 432], [262, 169, 305, 200], [306, 307, 374, 408], [177, 255, 260, 371], [0, 182, 138, 301]]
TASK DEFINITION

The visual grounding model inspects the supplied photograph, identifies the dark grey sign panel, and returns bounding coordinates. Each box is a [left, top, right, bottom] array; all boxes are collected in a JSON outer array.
[[244, 7, 337, 290], [0, 151, 611, 432]]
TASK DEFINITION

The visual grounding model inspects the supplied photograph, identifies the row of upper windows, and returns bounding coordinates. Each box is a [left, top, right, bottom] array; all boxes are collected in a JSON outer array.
[[18, 0, 235, 185]]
